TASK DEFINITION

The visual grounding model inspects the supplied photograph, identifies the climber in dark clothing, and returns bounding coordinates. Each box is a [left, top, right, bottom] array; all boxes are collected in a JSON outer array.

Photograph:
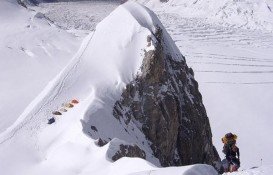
[[222, 133, 240, 172], [224, 143, 240, 168]]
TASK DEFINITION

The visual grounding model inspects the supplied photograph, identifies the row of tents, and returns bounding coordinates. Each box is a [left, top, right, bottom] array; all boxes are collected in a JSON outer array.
[[48, 99, 79, 124]]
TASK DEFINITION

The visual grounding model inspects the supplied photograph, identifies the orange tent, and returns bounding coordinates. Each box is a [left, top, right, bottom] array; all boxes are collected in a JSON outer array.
[[71, 99, 79, 104]]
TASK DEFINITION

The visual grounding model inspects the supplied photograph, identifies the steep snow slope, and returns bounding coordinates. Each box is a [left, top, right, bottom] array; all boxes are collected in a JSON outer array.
[[0, 0, 119, 134], [136, 0, 273, 169], [0, 0, 82, 133], [136, 0, 273, 32], [0, 2, 216, 175]]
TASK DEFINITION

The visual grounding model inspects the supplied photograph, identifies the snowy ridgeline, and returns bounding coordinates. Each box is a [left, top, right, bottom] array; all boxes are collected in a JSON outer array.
[[0, 1, 218, 175]]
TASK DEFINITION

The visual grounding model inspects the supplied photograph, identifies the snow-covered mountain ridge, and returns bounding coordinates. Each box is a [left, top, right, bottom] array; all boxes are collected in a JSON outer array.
[[1, 0, 273, 174], [136, 0, 273, 32], [0, 1, 219, 174]]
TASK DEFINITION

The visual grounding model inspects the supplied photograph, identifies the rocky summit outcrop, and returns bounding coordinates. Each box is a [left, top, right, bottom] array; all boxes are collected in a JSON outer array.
[[113, 27, 220, 168]]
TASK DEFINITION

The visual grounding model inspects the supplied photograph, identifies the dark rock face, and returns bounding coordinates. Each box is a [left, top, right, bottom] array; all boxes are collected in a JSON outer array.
[[111, 144, 146, 161], [17, 0, 28, 8], [107, 139, 146, 162], [113, 27, 220, 168], [18, 0, 39, 6], [96, 138, 108, 147]]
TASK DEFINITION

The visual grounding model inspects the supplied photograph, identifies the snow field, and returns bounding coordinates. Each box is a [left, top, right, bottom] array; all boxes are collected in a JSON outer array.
[[38, 1, 120, 30], [136, 0, 273, 32]]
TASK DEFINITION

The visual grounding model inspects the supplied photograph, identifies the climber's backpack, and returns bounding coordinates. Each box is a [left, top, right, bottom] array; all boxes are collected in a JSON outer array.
[[222, 133, 237, 154], [222, 133, 237, 145]]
